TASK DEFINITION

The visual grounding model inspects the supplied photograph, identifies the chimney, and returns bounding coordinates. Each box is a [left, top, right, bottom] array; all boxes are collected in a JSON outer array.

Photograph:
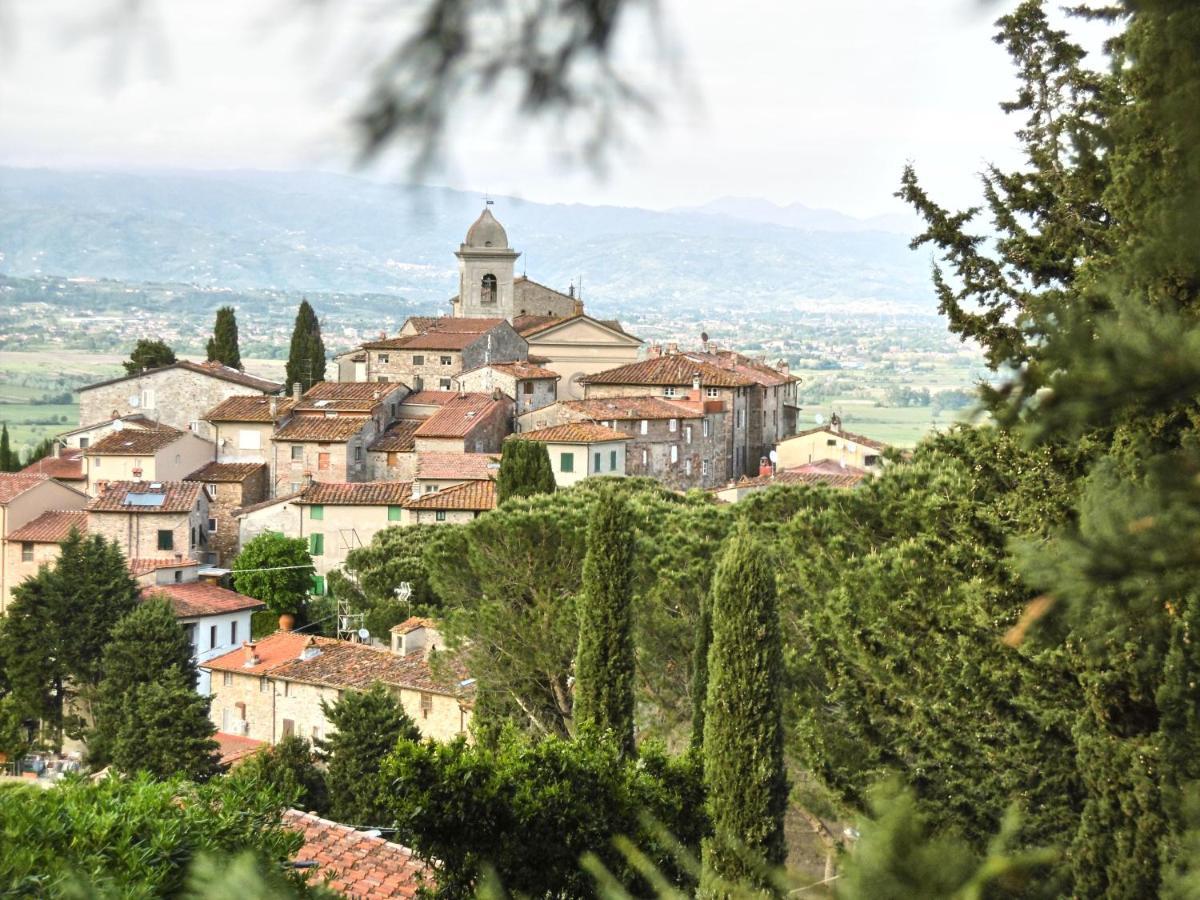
[[778, 360, 790, 377], [269, 396, 279, 418], [242, 641, 261, 667], [299, 636, 322, 661], [379, 331, 387, 341], [647, 344, 662, 359], [572, 299, 584, 317], [492, 387, 503, 401], [690, 372, 702, 401], [568, 282, 575, 299], [666, 342, 678, 356], [131, 467, 143, 481], [292, 382, 303, 402], [373, 389, 381, 401], [411, 482, 421, 500], [759, 456, 773, 478], [830, 412, 842, 434]]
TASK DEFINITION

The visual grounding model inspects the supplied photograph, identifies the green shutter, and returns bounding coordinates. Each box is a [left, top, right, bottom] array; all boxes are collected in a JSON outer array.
[[310, 533, 324, 556], [610, 450, 617, 470], [157, 529, 173, 551], [560, 452, 574, 473], [310, 504, 324, 520], [594, 452, 601, 472], [388, 505, 403, 521], [311, 574, 325, 596]]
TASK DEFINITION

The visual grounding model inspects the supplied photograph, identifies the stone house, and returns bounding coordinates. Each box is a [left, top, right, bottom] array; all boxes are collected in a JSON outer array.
[[505, 424, 630, 488], [203, 395, 297, 464], [515, 315, 643, 400], [412, 452, 499, 497], [775, 416, 890, 471], [294, 382, 409, 433], [402, 479, 497, 525], [527, 395, 728, 490], [183, 462, 270, 567], [357, 318, 527, 388], [457, 360, 560, 418], [86, 480, 211, 564], [366, 419, 422, 481], [137, 559, 264, 694], [202, 629, 473, 744], [580, 354, 757, 479], [412, 393, 513, 454], [78, 360, 282, 437], [0, 485, 88, 612], [82, 425, 215, 498], [56, 414, 164, 451]]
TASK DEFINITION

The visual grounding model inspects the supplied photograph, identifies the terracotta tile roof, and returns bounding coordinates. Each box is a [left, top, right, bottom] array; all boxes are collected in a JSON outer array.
[[400, 391, 458, 407], [786, 426, 890, 452], [793, 459, 872, 477], [234, 491, 303, 518], [143, 582, 265, 617], [561, 397, 705, 421], [83, 427, 186, 456], [128, 558, 200, 577], [464, 361, 560, 380], [415, 452, 499, 481], [414, 394, 504, 439], [204, 395, 295, 423], [717, 465, 867, 492], [390, 616, 438, 635], [215, 732, 266, 767], [18, 450, 85, 481], [579, 355, 753, 388], [369, 420, 422, 453], [185, 461, 267, 483], [81, 360, 281, 394], [365, 332, 473, 351], [205, 631, 316, 676], [513, 315, 562, 336], [508, 423, 630, 444], [685, 350, 796, 387], [0, 474, 51, 505], [297, 482, 414, 506], [59, 414, 163, 437], [87, 480, 203, 513], [5, 509, 87, 542], [273, 414, 371, 442], [296, 382, 401, 414], [283, 809, 429, 899], [403, 479, 496, 512], [404, 316, 507, 334]]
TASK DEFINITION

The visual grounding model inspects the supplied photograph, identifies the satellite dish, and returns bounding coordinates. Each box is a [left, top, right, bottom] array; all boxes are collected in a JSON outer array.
[[768, 450, 778, 463], [128, 396, 140, 408], [700, 331, 710, 343], [357, 628, 370, 641], [814, 413, 824, 425], [846, 442, 857, 452]]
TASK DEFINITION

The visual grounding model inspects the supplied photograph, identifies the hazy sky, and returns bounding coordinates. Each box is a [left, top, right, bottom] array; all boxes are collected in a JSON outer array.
[[0, 0, 1112, 218]]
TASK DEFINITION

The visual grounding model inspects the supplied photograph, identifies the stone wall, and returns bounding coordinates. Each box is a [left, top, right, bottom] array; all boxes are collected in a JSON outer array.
[[88, 495, 209, 562], [368, 449, 417, 482], [202, 469, 269, 566], [79, 368, 272, 436], [271, 420, 381, 495]]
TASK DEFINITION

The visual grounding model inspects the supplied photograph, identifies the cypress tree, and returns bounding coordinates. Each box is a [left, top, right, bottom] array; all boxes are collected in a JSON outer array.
[[689, 589, 712, 752], [205, 305, 242, 370], [285, 299, 326, 394], [700, 522, 787, 896], [496, 440, 556, 503], [109, 673, 219, 781], [0, 424, 15, 472], [573, 488, 635, 756]]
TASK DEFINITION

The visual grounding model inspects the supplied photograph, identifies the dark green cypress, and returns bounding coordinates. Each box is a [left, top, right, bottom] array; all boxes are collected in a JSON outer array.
[[285, 299, 326, 393], [205, 305, 242, 370], [109, 673, 219, 781], [573, 488, 635, 756], [689, 589, 712, 752], [0, 424, 14, 472], [700, 522, 787, 896], [496, 440, 556, 503]]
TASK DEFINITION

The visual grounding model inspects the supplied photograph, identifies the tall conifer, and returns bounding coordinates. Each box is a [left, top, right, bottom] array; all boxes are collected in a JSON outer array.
[[496, 440, 556, 503], [285, 299, 326, 393], [205, 305, 242, 370], [700, 522, 786, 896], [573, 488, 635, 755], [0, 424, 15, 472]]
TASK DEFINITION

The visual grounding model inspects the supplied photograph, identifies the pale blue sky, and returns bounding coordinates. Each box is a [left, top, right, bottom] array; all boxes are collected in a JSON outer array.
[[0, 0, 1113, 218]]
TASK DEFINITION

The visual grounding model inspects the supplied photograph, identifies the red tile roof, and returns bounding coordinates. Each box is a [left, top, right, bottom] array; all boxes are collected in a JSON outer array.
[[561, 397, 705, 421], [59, 414, 164, 437], [400, 391, 458, 407], [415, 452, 499, 481], [404, 316, 507, 334], [215, 732, 266, 767], [82, 360, 281, 393], [685, 350, 796, 387], [515, 313, 632, 339], [233, 490, 304, 518], [143, 582, 265, 618], [83, 427, 186, 456], [508, 423, 630, 444], [298, 482, 414, 506], [414, 394, 505, 439], [205, 631, 315, 676], [390, 616, 438, 635], [273, 414, 372, 442], [19, 450, 85, 481], [786, 426, 890, 452], [296, 381, 401, 413], [0, 474, 51, 505], [465, 361, 560, 380], [403, 479, 496, 512], [369, 420, 422, 453], [128, 558, 200, 577], [185, 461, 267, 483], [6, 509, 87, 543], [87, 480, 203, 513], [579, 355, 754, 388], [717, 464, 867, 492], [204, 395, 295, 423], [283, 809, 429, 899]]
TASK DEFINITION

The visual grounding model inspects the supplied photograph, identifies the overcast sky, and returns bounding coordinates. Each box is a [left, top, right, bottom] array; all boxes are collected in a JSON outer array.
[[0, 0, 1112, 218]]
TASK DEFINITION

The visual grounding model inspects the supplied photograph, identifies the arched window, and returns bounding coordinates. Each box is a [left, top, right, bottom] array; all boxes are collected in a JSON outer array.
[[481, 273, 497, 304]]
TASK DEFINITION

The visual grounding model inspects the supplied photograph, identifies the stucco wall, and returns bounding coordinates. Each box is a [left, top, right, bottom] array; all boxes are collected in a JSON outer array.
[[211, 421, 275, 464], [0, 480, 90, 612], [775, 430, 886, 470], [544, 440, 627, 488], [84, 433, 215, 497]]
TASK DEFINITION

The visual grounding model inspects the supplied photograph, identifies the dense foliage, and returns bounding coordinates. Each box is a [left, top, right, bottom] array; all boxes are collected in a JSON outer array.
[[230, 735, 329, 815], [206, 304, 242, 370], [285, 299, 327, 392], [233, 532, 314, 616], [123, 338, 177, 374], [495, 440, 556, 503]]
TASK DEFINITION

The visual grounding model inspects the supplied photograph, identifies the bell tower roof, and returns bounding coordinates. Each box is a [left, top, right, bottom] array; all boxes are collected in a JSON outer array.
[[463, 207, 509, 250]]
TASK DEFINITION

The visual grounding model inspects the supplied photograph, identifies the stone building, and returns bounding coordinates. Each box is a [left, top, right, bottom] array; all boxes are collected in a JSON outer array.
[[403, 479, 497, 525], [775, 416, 889, 471], [526, 394, 728, 490], [366, 420, 422, 482], [86, 480, 210, 564], [505, 423, 630, 488], [204, 395, 297, 464], [457, 360, 560, 418], [83, 426, 215, 497], [412, 452, 499, 497], [78, 361, 282, 436], [515, 315, 643, 400], [1, 492, 88, 612], [184, 462, 270, 566], [202, 629, 473, 744], [411, 393, 513, 454], [355, 318, 527, 387], [56, 414, 164, 452]]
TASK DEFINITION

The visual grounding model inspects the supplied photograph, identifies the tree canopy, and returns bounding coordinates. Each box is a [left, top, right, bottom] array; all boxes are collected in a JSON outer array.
[[495, 440, 556, 504], [123, 338, 177, 375], [232, 533, 314, 617], [285, 300, 326, 393]]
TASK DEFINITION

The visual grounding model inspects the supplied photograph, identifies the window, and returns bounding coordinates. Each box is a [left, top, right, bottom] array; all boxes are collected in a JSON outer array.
[[238, 429, 261, 450], [230, 621, 238, 645], [686, 458, 693, 476], [140, 388, 156, 409], [706, 387, 719, 398], [290, 482, 302, 494], [593, 452, 601, 472], [20, 542, 33, 562], [310, 504, 324, 520], [387, 451, 398, 466], [865, 454, 881, 467], [663, 386, 677, 397], [190, 526, 198, 550], [175, 569, 183, 583], [685, 425, 693, 444], [157, 529, 173, 551], [309, 533, 324, 556], [702, 459, 711, 477], [640, 419, 648, 435], [610, 450, 618, 471], [207, 517, 217, 533], [291, 445, 304, 461], [281, 718, 295, 738], [826, 438, 838, 447], [435, 510, 446, 522], [439, 378, 452, 390], [641, 448, 649, 468], [209, 625, 217, 649], [668, 418, 678, 433], [670, 445, 679, 464], [413, 355, 425, 365], [440, 355, 452, 366], [560, 452, 574, 473], [311, 574, 325, 596], [184, 624, 197, 649], [379, 353, 389, 363], [79, 437, 89, 449], [223, 671, 233, 687], [354, 446, 363, 461], [420, 692, 434, 719], [383, 505, 402, 522], [318, 452, 330, 471], [703, 418, 711, 437], [523, 381, 534, 395], [283, 682, 291, 697], [94, 457, 101, 468], [481, 273, 498, 303]]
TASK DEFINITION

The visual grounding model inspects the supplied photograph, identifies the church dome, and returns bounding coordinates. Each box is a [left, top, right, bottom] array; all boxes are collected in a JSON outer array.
[[464, 208, 509, 249]]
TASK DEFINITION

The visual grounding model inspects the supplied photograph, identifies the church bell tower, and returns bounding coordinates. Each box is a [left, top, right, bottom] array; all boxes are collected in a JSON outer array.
[[453, 207, 520, 321]]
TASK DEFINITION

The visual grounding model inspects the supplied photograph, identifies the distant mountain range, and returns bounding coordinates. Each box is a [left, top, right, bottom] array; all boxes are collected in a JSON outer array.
[[0, 167, 934, 318]]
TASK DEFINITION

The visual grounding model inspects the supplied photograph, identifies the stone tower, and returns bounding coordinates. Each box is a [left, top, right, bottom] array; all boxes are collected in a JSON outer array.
[[453, 208, 521, 321]]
